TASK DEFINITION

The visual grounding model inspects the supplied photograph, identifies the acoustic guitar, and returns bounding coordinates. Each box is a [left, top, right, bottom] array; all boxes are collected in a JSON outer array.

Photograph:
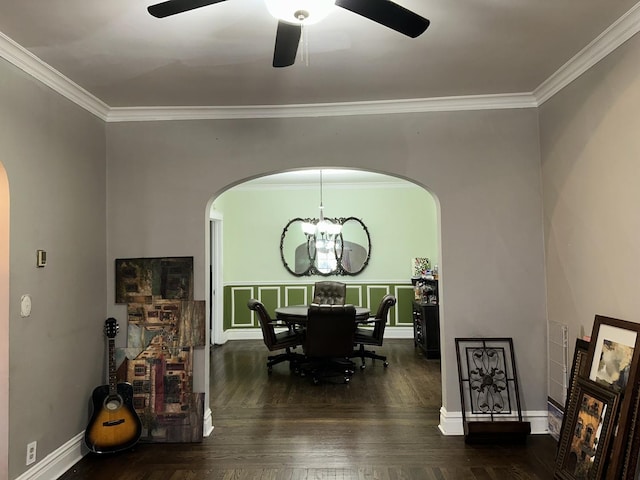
[[84, 317, 142, 454]]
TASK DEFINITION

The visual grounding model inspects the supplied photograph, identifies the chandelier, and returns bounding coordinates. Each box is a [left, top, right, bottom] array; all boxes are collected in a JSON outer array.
[[302, 170, 342, 240]]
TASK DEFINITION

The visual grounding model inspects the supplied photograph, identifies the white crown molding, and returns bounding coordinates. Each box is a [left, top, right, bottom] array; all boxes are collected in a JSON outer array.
[[105, 93, 537, 122], [0, 32, 110, 121], [535, 2, 640, 105], [1, 1, 639, 121]]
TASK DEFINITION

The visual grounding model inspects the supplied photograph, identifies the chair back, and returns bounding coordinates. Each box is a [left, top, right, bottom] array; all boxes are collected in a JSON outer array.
[[304, 304, 356, 358], [312, 281, 347, 305], [371, 295, 397, 342], [247, 299, 278, 350]]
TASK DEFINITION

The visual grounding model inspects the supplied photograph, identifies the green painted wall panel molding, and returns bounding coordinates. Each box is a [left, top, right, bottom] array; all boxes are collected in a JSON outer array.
[[225, 282, 418, 330]]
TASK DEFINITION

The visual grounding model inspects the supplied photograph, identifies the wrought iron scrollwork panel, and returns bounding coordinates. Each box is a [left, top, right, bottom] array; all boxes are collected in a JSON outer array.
[[455, 337, 524, 423], [466, 346, 512, 415]]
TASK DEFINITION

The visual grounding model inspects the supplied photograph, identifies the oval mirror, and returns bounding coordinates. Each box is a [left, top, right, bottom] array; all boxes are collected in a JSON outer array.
[[280, 218, 313, 276], [280, 216, 371, 276], [340, 217, 371, 275]]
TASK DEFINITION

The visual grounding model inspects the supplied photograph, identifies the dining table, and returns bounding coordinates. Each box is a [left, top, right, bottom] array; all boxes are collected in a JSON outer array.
[[275, 305, 371, 326]]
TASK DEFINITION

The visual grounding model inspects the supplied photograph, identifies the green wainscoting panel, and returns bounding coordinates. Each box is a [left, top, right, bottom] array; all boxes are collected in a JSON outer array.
[[366, 286, 390, 322], [224, 282, 416, 331], [345, 287, 363, 308], [229, 286, 255, 328], [395, 286, 417, 326], [284, 285, 309, 306], [258, 287, 280, 316]]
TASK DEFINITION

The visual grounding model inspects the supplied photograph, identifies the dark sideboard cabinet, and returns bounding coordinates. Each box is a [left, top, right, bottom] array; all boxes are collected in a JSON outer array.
[[412, 300, 441, 360]]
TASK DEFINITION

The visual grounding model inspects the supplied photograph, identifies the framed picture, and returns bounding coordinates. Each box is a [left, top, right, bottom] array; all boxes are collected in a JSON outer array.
[[621, 384, 640, 479], [589, 322, 636, 392], [585, 315, 640, 479], [555, 339, 590, 444], [554, 377, 620, 480], [548, 398, 564, 442], [571, 338, 591, 391]]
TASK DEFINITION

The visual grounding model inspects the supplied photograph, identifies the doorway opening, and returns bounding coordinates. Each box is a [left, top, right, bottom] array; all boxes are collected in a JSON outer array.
[[206, 167, 442, 406]]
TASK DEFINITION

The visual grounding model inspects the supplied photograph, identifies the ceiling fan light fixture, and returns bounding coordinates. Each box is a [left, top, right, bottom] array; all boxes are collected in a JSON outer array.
[[265, 0, 336, 25]]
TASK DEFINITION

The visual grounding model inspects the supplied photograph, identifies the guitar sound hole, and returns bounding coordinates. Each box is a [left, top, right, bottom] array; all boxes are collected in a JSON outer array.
[[105, 396, 123, 411]]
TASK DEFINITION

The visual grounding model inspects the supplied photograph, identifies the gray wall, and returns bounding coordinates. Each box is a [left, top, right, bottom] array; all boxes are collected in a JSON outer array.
[[2, 20, 640, 479], [106, 110, 547, 415], [540, 34, 640, 361], [0, 58, 107, 479], [1, 38, 571, 480]]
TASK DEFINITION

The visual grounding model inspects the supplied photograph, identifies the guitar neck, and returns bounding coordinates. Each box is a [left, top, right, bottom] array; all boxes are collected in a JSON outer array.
[[108, 337, 118, 398]]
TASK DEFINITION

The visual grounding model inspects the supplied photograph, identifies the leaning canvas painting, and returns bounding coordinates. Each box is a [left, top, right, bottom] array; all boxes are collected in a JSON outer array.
[[594, 339, 633, 391]]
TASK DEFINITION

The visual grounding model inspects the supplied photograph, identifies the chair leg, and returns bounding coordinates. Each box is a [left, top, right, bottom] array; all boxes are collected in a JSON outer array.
[[358, 344, 366, 369], [355, 344, 389, 369], [266, 347, 304, 374], [299, 357, 355, 385]]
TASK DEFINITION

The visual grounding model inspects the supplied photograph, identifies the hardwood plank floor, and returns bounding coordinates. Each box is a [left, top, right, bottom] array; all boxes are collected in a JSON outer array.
[[59, 339, 557, 480]]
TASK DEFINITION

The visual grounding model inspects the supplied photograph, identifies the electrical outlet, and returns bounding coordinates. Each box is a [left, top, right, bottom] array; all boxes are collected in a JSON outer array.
[[26, 441, 36, 466]]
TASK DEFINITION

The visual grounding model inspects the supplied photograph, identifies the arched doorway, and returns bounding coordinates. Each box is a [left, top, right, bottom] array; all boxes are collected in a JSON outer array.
[[205, 167, 441, 403], [208, 168, 439, 341], [0, 162, 9, 479]]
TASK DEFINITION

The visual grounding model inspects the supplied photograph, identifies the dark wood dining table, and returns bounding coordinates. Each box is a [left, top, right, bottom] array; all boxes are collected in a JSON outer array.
[[275, 305, 371, 325]]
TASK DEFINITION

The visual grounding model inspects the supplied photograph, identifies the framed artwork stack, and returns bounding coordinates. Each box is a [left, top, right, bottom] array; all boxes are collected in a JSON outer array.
[[554, 315, 640, 479], [114, 257, 206, 444]]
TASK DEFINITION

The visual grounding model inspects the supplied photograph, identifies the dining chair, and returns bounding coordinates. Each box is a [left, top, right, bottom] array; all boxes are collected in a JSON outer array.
[[300, 304, 357, 384], [351, 294, 397, 369], [312, 281, 347, 305], [247, 299, 305, 373]]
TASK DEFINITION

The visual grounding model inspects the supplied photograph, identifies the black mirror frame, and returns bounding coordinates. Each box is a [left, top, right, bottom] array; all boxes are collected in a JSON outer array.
[[280, 216, 371, 277]]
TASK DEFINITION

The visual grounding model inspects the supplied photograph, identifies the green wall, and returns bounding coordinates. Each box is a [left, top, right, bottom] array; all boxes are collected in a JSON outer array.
[[213, 181, 438, 284]]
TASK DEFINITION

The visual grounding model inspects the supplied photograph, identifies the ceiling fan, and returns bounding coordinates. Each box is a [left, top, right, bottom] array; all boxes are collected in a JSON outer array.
[[147, 0, 430, 67]]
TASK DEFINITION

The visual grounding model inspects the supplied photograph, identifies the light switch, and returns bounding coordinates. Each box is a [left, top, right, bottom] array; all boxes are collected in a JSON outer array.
[[20, 294, 31, 317], [37, 250, 46, 267]]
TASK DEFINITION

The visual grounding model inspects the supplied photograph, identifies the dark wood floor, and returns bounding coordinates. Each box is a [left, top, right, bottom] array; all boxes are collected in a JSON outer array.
[[60, 339, 558, 479]]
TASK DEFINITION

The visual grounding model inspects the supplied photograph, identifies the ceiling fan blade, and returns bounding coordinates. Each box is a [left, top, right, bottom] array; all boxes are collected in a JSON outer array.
[[335, 0, 429, 38], [273, 21, 302, 68], [147, 0, 228, 18]]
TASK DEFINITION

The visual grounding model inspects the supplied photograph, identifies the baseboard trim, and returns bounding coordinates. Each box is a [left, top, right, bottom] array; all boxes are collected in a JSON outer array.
[[15, 432, 86, 480], [438, 407, 551, 436], [16, 408, 215, 480], [203, 407, 214, 437]]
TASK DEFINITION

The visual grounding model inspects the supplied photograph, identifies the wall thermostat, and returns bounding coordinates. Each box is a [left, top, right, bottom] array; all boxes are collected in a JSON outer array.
[[36, 250, 46, 268]]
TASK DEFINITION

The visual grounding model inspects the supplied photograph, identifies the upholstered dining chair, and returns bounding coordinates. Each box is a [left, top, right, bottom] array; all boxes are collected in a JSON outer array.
[[312, 281, 347, 305], [300, 304, 357, 384], [247, 299, 305, 373], [351, 294, 397, 369]]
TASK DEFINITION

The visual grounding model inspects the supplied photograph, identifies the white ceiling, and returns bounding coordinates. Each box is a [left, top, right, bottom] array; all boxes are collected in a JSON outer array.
[[0, 0, 638, 110]]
